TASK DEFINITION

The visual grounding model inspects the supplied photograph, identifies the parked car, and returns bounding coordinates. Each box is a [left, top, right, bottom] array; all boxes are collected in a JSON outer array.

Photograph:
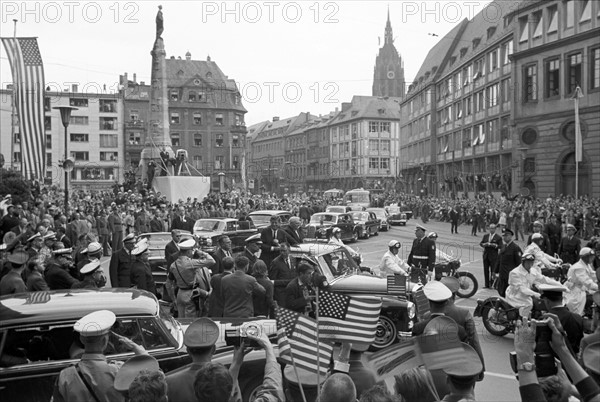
[[386, 205, 408, 226], [350, 211, 380, 238], [0, 289, 277, 402], [193, 218, 258, 253], [367, 208, 391, 231], [289, 243, 418, 349], [305, 212, 358, 243], [325, 205, 352, 213], [247, 210, 292, 230]]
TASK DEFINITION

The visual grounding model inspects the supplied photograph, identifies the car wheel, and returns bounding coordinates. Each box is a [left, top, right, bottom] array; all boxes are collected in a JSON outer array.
[[242, 375, 264, 402], [370, 315, 398, 350], [374, 229, 379, 236], [352, 230, 359, 242]]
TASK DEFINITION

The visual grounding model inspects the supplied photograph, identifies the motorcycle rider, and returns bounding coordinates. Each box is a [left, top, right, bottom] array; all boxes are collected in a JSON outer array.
[[565, 247, 598, 315], [525, 233, 563, 272], [378, 240, 409, 278], [328, 227, 359, 258], [505, 252, 562, 317]]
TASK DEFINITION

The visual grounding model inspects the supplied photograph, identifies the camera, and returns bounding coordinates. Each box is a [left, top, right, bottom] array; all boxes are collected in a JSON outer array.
[[509, 321, 557, 377], [225, 322, 261, 348]]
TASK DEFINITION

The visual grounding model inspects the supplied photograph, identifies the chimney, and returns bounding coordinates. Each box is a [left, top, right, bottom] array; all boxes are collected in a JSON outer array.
[[335, 107, 339, 113], [341, 102, 351, 112], [133, 73, 137, 83], [185, 51, 191, 60], [72, 84, 78, 92], [170, 56, 175, 59], [273, 116, 280, 122]]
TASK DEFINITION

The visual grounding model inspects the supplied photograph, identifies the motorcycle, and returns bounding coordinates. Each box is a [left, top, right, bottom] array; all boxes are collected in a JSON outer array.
[[434, 260, 479, 299], [474, 290, 546, 336]]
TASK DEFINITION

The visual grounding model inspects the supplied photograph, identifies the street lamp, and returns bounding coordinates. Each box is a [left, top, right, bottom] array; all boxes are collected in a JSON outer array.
[[53, 106, 78, 213]]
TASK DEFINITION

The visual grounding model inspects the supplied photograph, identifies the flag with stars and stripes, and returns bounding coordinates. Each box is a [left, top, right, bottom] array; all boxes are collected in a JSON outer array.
[[1, 37, 46, 180], [275, 306, 333, 377], [387, 274, 407, 296], [317, 290, 382, 344]]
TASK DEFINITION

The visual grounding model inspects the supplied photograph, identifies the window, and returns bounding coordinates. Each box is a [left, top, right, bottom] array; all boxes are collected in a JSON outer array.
[[193, 155, 202, 169], [14, 133, 20, 143], [580, 0, 591, 22], [501, 116, 510, 143], [545, 58, 560, 97], [489, 49, 499, 72], [99, 99, 117, 113], [532, 11, 543, 38], [524, 157, 536, 173], [189, 91, 196, 102], [521, 128, 538, 145], [463, 65, 472, 85], [171, 133, 180, 147], [381, 140, 390, 152], [170, 112, 180, 125], [46, 134, 52, 149], [216, 134, 223, 147], [233, 156, 239, 169], [235, 114, 243, 126], [214, 155, 224, 169], [71, 151, 89, 161], [369, 158, 379, 169], [475, 90, 485, 112], [100, 152, 118, 161], [524, 64, 538, 102], [474, 58, 484, 79], [565, 0, 574, 28], [547, 6, 558, 33], [129, 111, 139, 121], [215, 113, 224, 126], [487, 119, 499, 143], [351, 123, 358, 139], [501, 78, 511, 103], [519, 16, 529, 43], [45, 152, 52, 166], [381, 158, 389, 170], [591, 48, 600, 90], [70, 98, 88, 107], [369, 139, 379, 152], [45, 116, 52, 131], [70, 133, 88, 142], [170, 90, 179, 101], [487, 84, 499, 107], [126, 132, 140, 145], [464, 96, 472, 116], [567, 53, 583, 94], [70, 116, 88, 125], [502, 41, 513, 65], [194, 134, 202, 147], [232, 135, 240, 147], [13, 152, 21, 162], [193, 113, 202, 125], [100, 117, 117, 130], [474, 123, 485, 145]]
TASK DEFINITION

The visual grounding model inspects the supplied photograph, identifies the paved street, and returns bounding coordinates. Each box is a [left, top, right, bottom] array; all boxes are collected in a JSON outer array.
[[358, 218, 522, 402]]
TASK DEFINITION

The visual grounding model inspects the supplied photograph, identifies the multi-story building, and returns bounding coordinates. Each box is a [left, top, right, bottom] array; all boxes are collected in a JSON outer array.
[[122, 52, 247, 191], [305, 113, 336, 193], [0, 88, 17, 171], [372, 11, 406, 98], [400, 1, 520, 197], [508, 0, 600, 197]]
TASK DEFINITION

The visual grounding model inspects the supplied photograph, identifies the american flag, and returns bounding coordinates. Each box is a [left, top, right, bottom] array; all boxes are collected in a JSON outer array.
[[416, 333, 466, 370], [387, 274, 407, 296], [275, 306, 333, 377], [1, 37, 46, 180], [25, 291, 51, 304], [413, 287, 431, 320], [317, 290, 382, 344]]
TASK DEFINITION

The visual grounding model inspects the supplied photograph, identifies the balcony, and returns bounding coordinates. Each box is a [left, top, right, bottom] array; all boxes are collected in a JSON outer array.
[[125, 120, 145, 129], [231, 124, 247, 133]]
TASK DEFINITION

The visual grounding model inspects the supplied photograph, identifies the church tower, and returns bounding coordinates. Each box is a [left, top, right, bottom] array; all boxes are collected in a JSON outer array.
[[372, 9, 405, 98]]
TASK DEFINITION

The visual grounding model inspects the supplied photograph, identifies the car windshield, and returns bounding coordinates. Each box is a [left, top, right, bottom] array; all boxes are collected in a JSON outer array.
[[194, 220, 224, 231], [387, 206, 400, 214], [248, 214, 275, 226], [370, 210, 386, 219], [310, 214, 335, 224], [138, 233, 171, 257], [351, 212, 369, 221], [316, 248, 359, 281]]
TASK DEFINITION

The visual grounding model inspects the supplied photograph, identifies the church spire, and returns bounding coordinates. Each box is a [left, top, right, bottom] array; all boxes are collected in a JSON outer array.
[[385, 5, 393, 45]]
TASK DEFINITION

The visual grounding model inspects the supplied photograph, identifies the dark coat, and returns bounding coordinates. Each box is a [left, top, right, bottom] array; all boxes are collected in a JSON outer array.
[[407, 237, 436, 270], [164, 241, 179, 273], [207, 271, 231, 318], [259, 227, 292, 267], [282, 225, 303, 246], [496, 241, 522, 297], [166, 363, 208, 402], [558, 236, 581, 265], [550, 305, 583, 354], [269, 255, 297, 306], [212, 247, 234, 275], [221, 270, 265, 318], [45, 263, 79, 290], [284, 277, 314, 314], [130, 260, 157, 295], [254, 276, 274, 317], [171, 215, 194, 232], [108, 248, 133, 288], [480, 233, 502, 260]]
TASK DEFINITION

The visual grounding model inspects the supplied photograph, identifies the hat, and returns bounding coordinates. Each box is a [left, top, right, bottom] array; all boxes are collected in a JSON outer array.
[[84, 242, 102, 254], [245, 234, 262, 244], [7, 250, 29, 265], [566, 224, 576, 231], [538, 284, 568, 300], [441, 276, 460, 294], [582, 342, 600, 375], [521, 252, 535, 261], [442, 343, 483, 380], [424, 315, 459, 337], [131, 241, 149, 256], [27, 233, 42, 242], [43, 232, 56, 240], [580, 247, 595, 257], [114, 354, 160, 392], [123, 233, 136, 243], [502, 228, 514, 236], [388, 240, 401, 248], [178, 238, 196, 250], [74, 310, 116, 337], [416, 224, 427, 232], [533, 221, 543, 227], [531, 233, 544, 240], [331, 227, 342, 234], [427, 232, 438, 239], [183, 318, 219, 348], [80, 260, 102, 275], [54, 248, 73, 259], [423, 281, 452, 302], [3, 194, 11, 200]]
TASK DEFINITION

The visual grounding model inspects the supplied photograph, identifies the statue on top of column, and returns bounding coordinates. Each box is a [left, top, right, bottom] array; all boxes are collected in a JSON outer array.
[[156, 5, 164, 38]]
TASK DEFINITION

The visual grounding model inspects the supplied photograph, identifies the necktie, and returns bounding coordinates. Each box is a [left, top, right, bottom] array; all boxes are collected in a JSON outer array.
[[273, 230, 277, 239]]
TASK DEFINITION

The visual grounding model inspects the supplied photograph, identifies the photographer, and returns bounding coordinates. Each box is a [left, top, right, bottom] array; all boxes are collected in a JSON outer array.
[[514, 316, 600, 402]]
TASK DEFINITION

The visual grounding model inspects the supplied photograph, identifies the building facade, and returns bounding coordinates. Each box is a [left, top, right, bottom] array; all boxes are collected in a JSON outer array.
[[372, 11, 406, 99], [509, 0, 600, 197]]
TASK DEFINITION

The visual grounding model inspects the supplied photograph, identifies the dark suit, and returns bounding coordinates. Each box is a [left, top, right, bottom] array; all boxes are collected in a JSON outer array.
[[26, 271, 49, 291], [45, 264, 79, 290], [150, 218, 163, 233], [108, 248, 133, 288], [480, 232, 502, 288], [166, 363, 208, 402], [221, 270, 265, 318], [239, 248, 259, 269], [284, 277, 315, 314], [254, 276, 274, 317], [550, 305, 583, 354], [558, 236, 581, 265], [449, 209, 459, 234], [57, 234, 72, 248], [526, 232, 552, 254], [407, 237, 436, 283], [0, 271, 27, 295], [212, 247, 234, 275], [130, 260, 157, 295], [496, 241, 522, 297], [172, 215, 194, 232], [269, 255, 297, 306], [260, 227, 292, 267], [164, 241, 180, 273], [283, 225, 303, 246], [207, 271, 231, 318], [545, 223, 562, 255]]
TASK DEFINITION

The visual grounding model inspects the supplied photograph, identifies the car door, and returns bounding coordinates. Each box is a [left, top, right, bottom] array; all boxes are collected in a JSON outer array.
[[368, 212, 380, 234], [339, 214, 354, 239]]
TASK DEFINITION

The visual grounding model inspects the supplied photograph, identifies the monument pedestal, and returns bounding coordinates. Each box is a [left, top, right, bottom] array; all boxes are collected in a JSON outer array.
[[153, 176, 211, 202]]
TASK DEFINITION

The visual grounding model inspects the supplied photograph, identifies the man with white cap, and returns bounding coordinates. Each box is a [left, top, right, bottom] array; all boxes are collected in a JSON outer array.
[[505, 252, 562, 317], [378, 240, 409, 278], [76, 241, 103, 272], [52, 310, 146, 402], [539, 283, 584, 354], [558, 224, 582, 265], [565, 247, 598, 315], [526, 221, 552, 254], [130, 239, 157, 295], [525, 233, 563, 271], [407, 223, 436, 283], [109, 233, 136, 288], [72, 260, 107, 289]]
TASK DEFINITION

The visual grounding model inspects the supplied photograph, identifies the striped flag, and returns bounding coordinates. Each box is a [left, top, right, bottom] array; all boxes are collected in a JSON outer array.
[[387, 274, 407, 296], [364, 338, 422, 381], [1, 37, 46, 180], [25, 291, 51, 304], [317, 291, 382, 344], [416, 333, 466, 370], [275, 306, 333, 377], [573, 86, 583, 163], [413, 287, 431, 320]]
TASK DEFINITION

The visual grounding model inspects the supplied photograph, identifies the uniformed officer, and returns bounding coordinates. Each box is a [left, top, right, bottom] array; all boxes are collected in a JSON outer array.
[[0, 250, 29, 296], [495, 228, 522, 297], [408, 224, 436, 283], [130, 240, 157, 295], [558, 224, 582, 265], [109, 233, 136, 288], [538, 283, 584, 355], [440, 343, 484, 401], [45, 248, 80, 290], [170, 238, 215, 318], [52, 310, 146, 402], [77, 241, 103, 272], [114, 354, 161, 398], [239, 233, 262, 267], [166, 318, 220, 402], [72, 260, 107, 289]]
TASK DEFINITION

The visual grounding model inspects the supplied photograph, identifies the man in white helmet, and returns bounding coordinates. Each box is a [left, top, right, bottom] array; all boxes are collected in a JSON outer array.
[[565, 247, 598, 315]]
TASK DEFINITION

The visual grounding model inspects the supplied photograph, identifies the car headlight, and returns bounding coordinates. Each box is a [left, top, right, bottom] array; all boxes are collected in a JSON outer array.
[[206, 238, 212, 246], [407, 301, 416, 319]]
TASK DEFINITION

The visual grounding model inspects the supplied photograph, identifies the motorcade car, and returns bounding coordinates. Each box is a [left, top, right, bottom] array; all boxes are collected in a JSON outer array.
[[367, 207, 391, 231], [305, 212, 358, 242], [193, 218, 258, 253], [325, 205, 352, 213], [386, 205, 408, 226], [350, 211, 380, 238], [0, 289, 276, 402], [247, 210, 292, 230], [289, 243, 418, 349]]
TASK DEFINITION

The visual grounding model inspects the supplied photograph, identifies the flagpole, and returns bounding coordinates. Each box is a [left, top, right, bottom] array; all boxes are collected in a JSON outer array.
[[9, 20, 18, 172], [315, 286, 321, 402], [289, 354, 308, 402], [573, 86, 583, 199]]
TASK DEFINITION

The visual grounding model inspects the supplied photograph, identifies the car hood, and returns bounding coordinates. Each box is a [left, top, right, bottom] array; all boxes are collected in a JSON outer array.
[[330, 274, 388, 294], [193, 230, 220, 237]]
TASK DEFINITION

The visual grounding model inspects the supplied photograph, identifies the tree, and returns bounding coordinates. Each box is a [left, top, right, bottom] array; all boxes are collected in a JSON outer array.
[[0, 169, 32, 204]]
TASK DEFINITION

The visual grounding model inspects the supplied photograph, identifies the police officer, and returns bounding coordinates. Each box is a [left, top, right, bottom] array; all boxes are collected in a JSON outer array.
[[495, 228, 522, 298], [45, 248, 80, 290], [72, 260, 107, 289], [114, 355, 161, 399], [52, 310, 146, 402], [408, 224, 436, 283], [130, 240, 157, 295], [539, 283, 584, 355], [239, 233, 262, 267], [109, 233, 136, 288], [77, 241, 103, 272], [166, 318, 219, 402], [440, 344, 484, 401]]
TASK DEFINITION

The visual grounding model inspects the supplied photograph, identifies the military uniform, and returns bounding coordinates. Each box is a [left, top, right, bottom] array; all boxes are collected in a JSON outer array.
[[558, 235, 581, 265], [108, 242, 134, 288], [408, 235, 436, 283], [496, 240, 522, 297]]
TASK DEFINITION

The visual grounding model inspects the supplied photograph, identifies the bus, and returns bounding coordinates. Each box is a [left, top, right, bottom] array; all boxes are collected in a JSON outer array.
[[343, 188, 370, 210], [323, 188, 344, 200]]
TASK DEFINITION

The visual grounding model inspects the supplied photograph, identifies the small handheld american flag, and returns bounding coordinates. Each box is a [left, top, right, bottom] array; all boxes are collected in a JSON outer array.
[[387, 274, 407, 296]]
